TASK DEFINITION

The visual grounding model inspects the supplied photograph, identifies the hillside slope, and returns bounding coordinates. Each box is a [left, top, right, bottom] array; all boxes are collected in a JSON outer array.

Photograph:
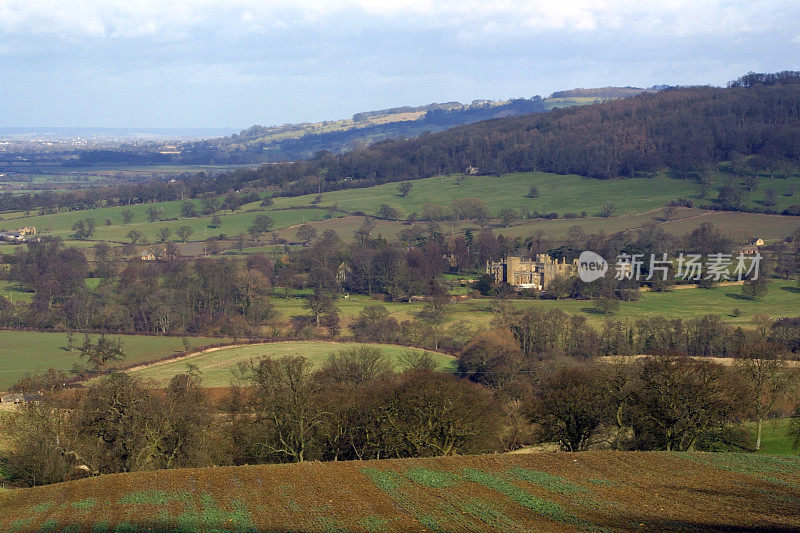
[[176, 91, 634, 164], [1, 452, 799, 531], [225, 75, 800, 197]]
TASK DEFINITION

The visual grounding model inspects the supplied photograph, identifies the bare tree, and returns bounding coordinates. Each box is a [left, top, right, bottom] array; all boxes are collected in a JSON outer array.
[[601, 200, 617, 217], [249, 356, 324, 462], [529, 364, 613, 451], [735, 341, 795, 451]]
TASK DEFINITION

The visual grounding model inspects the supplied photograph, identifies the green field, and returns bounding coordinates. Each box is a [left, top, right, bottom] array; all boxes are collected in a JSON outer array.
[[271, 279, 800, 332], [273, 171, 800, 219], [0, 331, 225, 391], [1, 452, 799, 531], [274, 207, 800, 244], [0, 199, 339, 245], [130, 341, 456, 387], [747, 419, 800, 455], [275, 172, 700, 218], [3, 170, 798, 248], [0, 281, 33, 304]]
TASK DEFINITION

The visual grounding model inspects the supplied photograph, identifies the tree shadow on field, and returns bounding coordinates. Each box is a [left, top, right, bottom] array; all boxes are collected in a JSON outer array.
[[724, 293, 751, 301], [780, 286, 800, 294]]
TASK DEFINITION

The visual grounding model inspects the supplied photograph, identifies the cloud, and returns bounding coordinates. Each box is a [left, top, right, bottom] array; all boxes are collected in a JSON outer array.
[[1, 0, 797, 41], [1, 0, 798, 127]]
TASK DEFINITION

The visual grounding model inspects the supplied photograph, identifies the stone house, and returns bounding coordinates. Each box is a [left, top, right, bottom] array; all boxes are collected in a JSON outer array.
[[486, 255, 578, 291]]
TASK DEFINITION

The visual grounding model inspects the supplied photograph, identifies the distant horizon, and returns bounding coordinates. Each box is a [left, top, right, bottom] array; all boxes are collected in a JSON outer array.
[[0, 80, 723, 132], [0, 126, 240, 142], [0, 126, 239, 134]]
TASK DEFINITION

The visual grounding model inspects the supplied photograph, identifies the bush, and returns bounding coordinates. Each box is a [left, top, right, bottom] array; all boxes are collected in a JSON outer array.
[[474, 274, 494, 296], [459, 329, 524, 388]]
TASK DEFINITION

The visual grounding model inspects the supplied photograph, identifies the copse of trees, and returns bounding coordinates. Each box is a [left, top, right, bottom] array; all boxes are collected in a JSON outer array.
[[4, 351, 502, 486], [0, 239, 274, 335], [528, 352, 797, 453], [728, 70, 800, 87], [4, 370, 220, 484]]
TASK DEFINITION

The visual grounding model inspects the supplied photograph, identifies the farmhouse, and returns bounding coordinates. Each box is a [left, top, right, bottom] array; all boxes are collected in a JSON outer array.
[[737, 237, 764, 255], [486, 255, 578, 291], [140, 247, 170, 261], [0, 228, 36, 243]]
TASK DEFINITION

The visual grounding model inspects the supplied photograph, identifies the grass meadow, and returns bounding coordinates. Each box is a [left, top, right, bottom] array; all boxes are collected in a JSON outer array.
[[0, 199, 338, 245], [748, 419, 800, 455], [130, 341, 457, 387], [270, 279, 800, 330], [275, 172, 702, 217], [273, 171, 800, 219], [0, 171, 796, 252], [0, 331, 224, 391]]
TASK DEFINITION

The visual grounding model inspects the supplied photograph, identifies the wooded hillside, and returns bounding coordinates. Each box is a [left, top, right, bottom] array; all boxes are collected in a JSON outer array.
[[223, 73, 800, 196]]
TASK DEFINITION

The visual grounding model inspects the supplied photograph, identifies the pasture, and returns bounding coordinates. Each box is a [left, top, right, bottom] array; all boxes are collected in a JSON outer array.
[[275, 172, 703, 218], [271, 206, 800, 244], [0, 331, 225, 391], [747, 419, 800, 455], [1, 452, 799, 531], [271, 279, 800, 331], [0, 200, 338, 245], [273, 171, 800, 219], [129, 341, 457, 387], [2, 170, 798, 249]]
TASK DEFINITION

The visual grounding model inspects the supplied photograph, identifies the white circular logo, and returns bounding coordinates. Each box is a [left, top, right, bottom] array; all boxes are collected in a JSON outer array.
[[578, 251, 608, 282]]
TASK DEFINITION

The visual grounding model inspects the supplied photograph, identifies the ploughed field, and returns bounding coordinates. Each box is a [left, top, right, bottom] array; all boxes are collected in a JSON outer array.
[[129, 341, 457, 387], [1, 452, 799, 531]]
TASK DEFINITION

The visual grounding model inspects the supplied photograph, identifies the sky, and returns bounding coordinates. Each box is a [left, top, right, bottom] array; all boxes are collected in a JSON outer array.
[[1, 0, 799, 129]]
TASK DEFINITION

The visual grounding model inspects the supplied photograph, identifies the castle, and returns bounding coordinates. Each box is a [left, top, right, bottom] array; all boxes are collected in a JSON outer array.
[[486, 255, 578, 291]]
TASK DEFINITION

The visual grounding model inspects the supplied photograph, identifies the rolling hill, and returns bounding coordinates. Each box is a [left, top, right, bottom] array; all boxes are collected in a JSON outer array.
[[1, 451, 798, 531], [224, 73, 800, 197], [175, 89, 640, 164], [67, 87, 642, 168]]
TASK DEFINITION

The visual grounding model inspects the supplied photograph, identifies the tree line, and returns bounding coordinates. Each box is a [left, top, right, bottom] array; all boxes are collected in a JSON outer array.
[[3, 342, 798, 487]]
